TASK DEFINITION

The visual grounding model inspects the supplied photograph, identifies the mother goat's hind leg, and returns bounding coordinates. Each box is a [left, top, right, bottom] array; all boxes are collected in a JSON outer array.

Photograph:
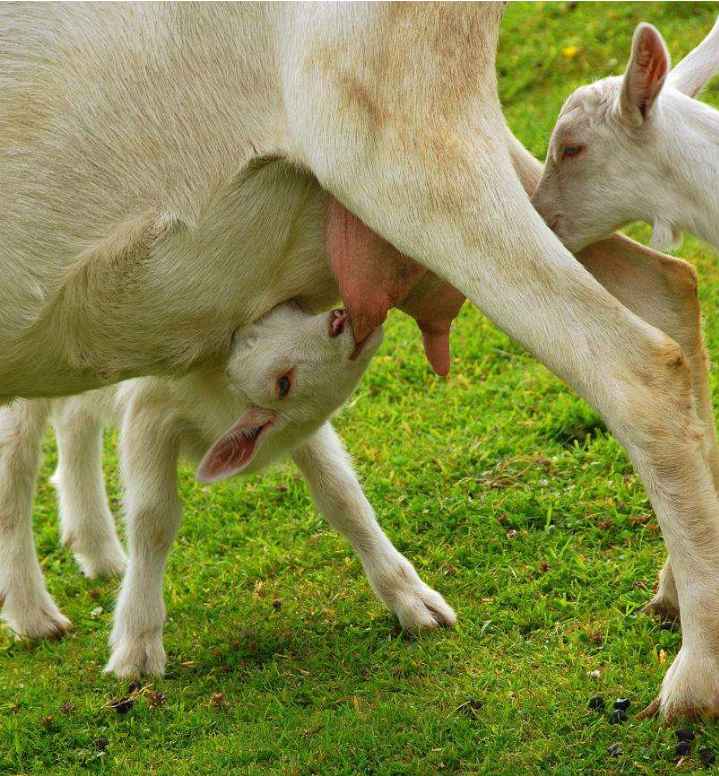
[[300, 105, 719, 718], [0, 399, 72, 638]]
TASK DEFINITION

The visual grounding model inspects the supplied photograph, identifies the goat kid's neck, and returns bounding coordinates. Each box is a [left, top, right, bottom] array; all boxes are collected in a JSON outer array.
[[655, 93, 719, 251]]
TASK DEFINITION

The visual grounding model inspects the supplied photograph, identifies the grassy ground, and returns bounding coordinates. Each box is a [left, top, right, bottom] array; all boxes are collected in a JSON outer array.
[[3, 3, 719, 774]]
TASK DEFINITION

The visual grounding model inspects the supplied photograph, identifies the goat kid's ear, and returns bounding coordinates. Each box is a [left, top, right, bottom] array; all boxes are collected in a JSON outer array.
[[196, 409, 274, 483], [619, 23, 670, 126], [667, 17, 719, 98]]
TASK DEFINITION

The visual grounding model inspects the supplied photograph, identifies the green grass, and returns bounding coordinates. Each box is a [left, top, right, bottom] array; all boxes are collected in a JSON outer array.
[[4, 3, 719, 774]]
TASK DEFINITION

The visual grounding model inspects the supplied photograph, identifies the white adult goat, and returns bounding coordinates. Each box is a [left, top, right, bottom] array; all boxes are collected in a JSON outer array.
[[2, 3, 719, 719], [0, 303, 455, 676], [533, 19, 719, 253]]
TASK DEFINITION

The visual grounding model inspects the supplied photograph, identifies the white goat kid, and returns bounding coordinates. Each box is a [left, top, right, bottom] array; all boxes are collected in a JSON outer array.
[[0, 304, 455, 676], [533, 19, 719, 253]]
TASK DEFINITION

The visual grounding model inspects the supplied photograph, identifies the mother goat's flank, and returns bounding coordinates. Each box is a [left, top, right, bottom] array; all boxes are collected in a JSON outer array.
[[0, 3, 718, 719]]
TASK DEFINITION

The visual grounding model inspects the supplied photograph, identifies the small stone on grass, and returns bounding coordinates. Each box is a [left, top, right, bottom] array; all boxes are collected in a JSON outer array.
[[588, 695, 605, 712], [607, 743, 622, 757]]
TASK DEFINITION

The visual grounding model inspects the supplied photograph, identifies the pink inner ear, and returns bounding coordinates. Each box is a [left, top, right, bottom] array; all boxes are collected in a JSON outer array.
[[197, 411, 273, 483], [628, 25, 669, 117]]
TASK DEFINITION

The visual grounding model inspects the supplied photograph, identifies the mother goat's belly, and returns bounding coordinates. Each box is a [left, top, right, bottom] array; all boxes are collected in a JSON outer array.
[[0, 166, 337, 400]]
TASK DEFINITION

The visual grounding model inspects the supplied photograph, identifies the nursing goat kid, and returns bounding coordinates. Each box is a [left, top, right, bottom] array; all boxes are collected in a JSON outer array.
[[0, 303, 455, 678], [533, 18, 719, 254]]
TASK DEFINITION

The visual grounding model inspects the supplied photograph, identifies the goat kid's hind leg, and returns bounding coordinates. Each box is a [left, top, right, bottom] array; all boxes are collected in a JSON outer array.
[[0, 399, 71, 638], [292, 423, 456, 632], [51, 398, 126, 579], [105, 396, 181, 678]]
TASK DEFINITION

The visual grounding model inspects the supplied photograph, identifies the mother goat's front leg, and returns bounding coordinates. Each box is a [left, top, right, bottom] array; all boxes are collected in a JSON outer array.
[[295, 101, 719, 719], [292, 423, 455, 632]]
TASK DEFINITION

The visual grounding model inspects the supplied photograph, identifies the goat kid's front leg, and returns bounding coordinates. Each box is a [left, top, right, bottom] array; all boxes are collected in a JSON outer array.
[[292, 423, 456, 632], [50, 397, 126, 579], [0, 399, 71, 638], [105, 397, 181, 678]]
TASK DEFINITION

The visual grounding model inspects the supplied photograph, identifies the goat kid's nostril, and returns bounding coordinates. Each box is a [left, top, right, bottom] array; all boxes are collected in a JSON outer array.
[[329, 308, 348, 337]]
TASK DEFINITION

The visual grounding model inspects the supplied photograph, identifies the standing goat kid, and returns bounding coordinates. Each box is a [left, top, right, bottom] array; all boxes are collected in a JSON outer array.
[[533, 19, 719, 253], [0, 303, 455, 678]]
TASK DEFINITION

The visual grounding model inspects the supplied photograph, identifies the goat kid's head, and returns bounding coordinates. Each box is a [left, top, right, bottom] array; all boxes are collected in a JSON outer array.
[[532, 18, 719, 252], [197, 303, 382, 482]]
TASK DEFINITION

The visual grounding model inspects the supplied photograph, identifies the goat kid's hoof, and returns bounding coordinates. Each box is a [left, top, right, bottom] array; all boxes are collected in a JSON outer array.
[[105, 634, 166, 678], [395, 585, 457, 634], [372, 555, 457, 633], [73, 546, 127, 580], [655, 648, 719, 721], [3, 603, 72, 641]]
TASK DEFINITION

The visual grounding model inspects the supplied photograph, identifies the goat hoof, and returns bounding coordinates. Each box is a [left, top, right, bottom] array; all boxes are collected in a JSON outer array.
[[73, 546, 127, 580], [2, 601, 72, 640], [377, 562, 457, 633], [105, 633, 166, 678], [658, 647, 719, 721]]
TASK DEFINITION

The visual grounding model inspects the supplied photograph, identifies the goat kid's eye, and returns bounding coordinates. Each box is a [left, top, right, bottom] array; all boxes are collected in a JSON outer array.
[[561, 144, 585, 160], [276, 373, 292, 399]]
